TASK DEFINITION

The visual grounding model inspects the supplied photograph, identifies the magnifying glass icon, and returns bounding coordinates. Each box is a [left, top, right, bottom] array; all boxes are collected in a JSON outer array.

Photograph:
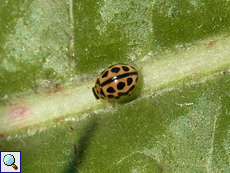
[[3, 154, 18, 170]]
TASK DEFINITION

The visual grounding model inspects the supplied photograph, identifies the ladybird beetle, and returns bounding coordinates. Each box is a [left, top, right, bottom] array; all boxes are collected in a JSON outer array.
[[92, 64, 139, 100]]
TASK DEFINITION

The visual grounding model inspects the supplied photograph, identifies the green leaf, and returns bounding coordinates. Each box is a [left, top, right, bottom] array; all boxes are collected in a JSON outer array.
[[0, 0, 230, 172]]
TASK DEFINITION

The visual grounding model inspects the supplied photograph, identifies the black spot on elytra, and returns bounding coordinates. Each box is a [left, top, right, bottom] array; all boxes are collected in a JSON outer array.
[[117, 84, 136, 97], [107, 87, 115, 93], [136, 77, 138, 83], [127, 78, 133, 85], [96, 78, 100, 84], [108, 94, 114, 98], [117, 82, 125, 90], [101, 71, 138, 87], [111, 67, 120, 73], [122, 66, 129, 71], [100, 89, 105, 97], [92, 87, 99, 99], [102, 71, 109, 78], [129, 85, 135, 91]]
